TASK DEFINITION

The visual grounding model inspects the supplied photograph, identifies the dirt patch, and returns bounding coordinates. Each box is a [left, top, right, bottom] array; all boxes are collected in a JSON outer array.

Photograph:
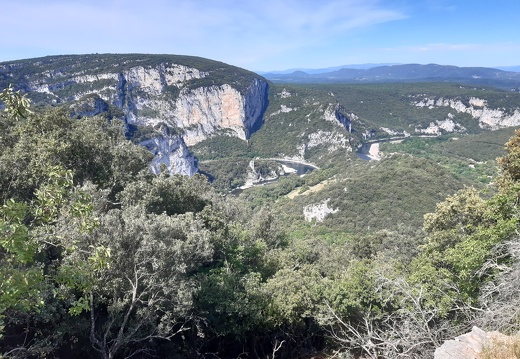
[[286, 179, 335, 199]]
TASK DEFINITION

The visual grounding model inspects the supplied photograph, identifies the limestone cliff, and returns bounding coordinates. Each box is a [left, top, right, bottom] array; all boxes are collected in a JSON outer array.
[[141, 134, 198, 177], [0, 54, 269, 175], [171, 78, 268, 146], [261, 93, 356, 163], [414, 96, 520, 130]]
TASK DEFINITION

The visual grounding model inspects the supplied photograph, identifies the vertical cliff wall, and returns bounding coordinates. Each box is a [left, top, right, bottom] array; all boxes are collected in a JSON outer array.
[[171, 78, 268, 146], [0, 55, 270, 175]]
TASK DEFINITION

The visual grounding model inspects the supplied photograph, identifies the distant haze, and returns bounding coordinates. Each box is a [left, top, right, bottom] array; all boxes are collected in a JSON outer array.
[[257, 63, 402, 74]]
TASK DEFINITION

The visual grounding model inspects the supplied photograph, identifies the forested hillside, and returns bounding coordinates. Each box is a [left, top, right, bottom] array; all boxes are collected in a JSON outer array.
[[2, 60, 520, 358]]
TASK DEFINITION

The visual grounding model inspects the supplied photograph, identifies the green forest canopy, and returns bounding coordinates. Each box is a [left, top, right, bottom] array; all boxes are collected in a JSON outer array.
[[1, 87, 520, 358]]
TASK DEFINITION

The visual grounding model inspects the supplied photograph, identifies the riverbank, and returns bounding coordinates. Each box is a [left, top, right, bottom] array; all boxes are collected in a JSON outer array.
[[230, 158, 318, 195]]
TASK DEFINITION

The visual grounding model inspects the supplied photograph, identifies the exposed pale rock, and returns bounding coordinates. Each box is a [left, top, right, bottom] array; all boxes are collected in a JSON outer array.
[[414, 96, 520, 130], [240, 160, 280, 188], [380, 127, 400, 136], [469, 97, 486, 107], [270, 104, 296, 117], [434, 326, 514, 359], [140, 129, 198, 176], [307, 130, 349, 153], [70, 95, 109, 117], [278, 88, 292, 98], [13, 60, 269, 175], [323, 104, 352, 132], [172, 78, 268, 146], [303, 198, 338, 222], [416, 117, 466, 135]]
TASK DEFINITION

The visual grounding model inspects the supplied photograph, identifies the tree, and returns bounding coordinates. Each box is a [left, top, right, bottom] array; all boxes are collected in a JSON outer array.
[[0, 85, 31, 119], [0, 107, 152, 203], [0, 166, 101, 356], [497, 129, 520, 185], [66, 205, 214, 359]]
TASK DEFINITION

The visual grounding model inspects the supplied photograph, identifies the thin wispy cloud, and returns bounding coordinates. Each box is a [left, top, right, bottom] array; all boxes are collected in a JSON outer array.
[[1, 0, 519, 69], [389, 43, 482, 52]]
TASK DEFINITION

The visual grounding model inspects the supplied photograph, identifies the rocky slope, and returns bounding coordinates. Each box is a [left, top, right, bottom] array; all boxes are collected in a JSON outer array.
[[248, 86, 359, 164], [434, 326, 516, 359], [0, 54, 269, 175], [413, 96, 520, 131]]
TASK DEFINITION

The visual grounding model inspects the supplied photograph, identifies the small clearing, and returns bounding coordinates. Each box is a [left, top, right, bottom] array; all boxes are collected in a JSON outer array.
[[286, 179, 335, 199]]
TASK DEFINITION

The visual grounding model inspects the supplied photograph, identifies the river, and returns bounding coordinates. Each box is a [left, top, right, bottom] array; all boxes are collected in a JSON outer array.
[[357, 135, 438, 161], [230, 159, 316, 195]]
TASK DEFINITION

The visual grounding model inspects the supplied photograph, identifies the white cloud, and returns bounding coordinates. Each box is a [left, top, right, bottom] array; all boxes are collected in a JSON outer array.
[[0, 0, 407, 69]]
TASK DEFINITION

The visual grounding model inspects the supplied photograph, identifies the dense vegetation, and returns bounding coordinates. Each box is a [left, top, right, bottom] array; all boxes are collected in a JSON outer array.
[[2, 79, 520, 359]]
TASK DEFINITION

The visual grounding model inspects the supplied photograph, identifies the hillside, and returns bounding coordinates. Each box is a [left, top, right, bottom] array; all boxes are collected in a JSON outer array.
[[3, 55, 520, 231], [0, 54, 269, 175], [2, 54, 520, 359], [194, 82, 520, 195]]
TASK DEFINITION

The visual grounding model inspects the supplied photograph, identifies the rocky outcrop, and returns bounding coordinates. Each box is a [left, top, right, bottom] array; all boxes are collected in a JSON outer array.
[[324, 104, 352, 132], [292, 104, 352, 157], [414, 96, 520, 130], [139, 126, 197, 177], [434, 326, 515, 359], [113, 65, 268, 147], [240, 160, 280, 188], [172, 78, 268, 146], [0, 55, 269, 176], [416, 114, 467, 135], [303, 199, 338, 222], [306, 130, 350, 154], [70, 95, 109, 118]]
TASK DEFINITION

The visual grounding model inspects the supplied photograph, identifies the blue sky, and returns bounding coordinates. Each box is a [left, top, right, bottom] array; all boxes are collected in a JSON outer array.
[[1, 0, 520, 72]]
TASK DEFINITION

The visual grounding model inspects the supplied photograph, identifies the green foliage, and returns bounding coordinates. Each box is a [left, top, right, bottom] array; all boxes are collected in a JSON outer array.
[[497, 129, 520, 185], [0, 54, 261, 101], [290, 155, 469, 232], [199, 158, 250, 191], [0, 107, 152, 203], [412, 186, 516, 305], [192, 135, 252, 161], [0, 166, 104, 345], [0, 84, 31, 119], [118, 172, 211, 215], [380, 129, 516, 184], [3, 71, 520, 358]]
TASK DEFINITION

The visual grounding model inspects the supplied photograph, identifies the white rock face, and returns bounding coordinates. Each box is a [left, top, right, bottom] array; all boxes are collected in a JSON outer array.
[[18, 61, 269, 175], [303, 198, 338, 222], [380, 127, 400, 136], [434, 326, 513, 359], [270, 104, 295, 117], [307, 130, 349, 153], [278, 88, 292, 98], [171, 78, 268, 146], [414, 96, 520, 130], [140, 133, 198, 176], [323, 105, 338, 124], [416, 115, 466, 135], [323, 104, 352, 132]]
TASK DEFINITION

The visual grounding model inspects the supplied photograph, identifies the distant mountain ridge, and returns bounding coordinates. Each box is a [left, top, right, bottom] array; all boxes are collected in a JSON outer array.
[[257, 63, 400, 75], [262, 63, 520, 89]]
